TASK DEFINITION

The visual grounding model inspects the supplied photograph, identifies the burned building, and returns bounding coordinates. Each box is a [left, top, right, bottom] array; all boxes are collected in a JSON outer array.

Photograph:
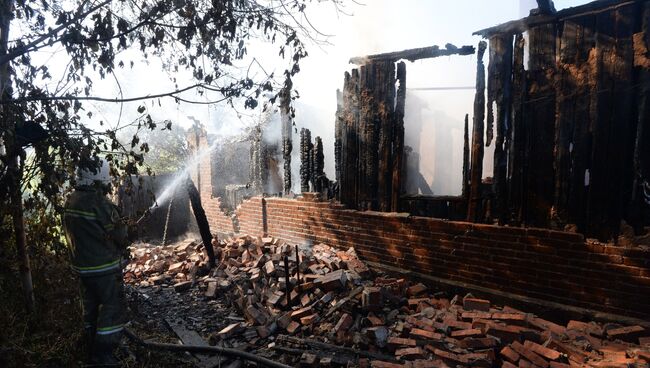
[[189, 0, 650, 319]]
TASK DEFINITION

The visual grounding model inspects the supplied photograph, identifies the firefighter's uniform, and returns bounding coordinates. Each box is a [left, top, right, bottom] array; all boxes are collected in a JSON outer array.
[[64, 185, 130, 366]]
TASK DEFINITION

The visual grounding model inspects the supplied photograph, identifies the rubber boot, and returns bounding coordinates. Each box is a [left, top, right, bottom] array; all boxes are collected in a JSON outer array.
[[90, 340, 120, 367], [83, 327, 96, 364]]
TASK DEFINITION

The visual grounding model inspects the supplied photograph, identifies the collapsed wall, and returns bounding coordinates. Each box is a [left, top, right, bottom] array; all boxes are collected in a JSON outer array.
[[232, 196, 650, 320]]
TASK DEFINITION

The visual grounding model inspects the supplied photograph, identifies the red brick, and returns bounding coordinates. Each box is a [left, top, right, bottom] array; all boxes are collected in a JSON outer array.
[[523, 340, 561, 360], [395, 346, 425, 359], [511, 341, 549, 368], [463, 297, 491, 312], [387, 337, 417, 349], [410, 328, 443, 340], [370, 361, 405, 368], [500, 345, 520, 363], [450, 328, 483, 338], [606, 325, 645, 341]]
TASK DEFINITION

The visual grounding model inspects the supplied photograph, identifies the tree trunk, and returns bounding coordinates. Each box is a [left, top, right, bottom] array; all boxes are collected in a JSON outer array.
[[1, 0, 35, 313], [11, 156, 35, 313]]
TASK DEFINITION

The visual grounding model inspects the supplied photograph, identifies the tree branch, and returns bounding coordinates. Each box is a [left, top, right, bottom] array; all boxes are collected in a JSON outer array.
[[2, 83, 209, 104], [0, 0, 111, 66]]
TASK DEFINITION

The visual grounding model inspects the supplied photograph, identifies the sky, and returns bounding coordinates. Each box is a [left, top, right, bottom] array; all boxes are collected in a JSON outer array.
[[24, 0, 593, 194]]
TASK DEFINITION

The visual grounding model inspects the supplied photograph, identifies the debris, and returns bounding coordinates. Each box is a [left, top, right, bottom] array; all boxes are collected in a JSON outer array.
[[126, 237, 650, 367]]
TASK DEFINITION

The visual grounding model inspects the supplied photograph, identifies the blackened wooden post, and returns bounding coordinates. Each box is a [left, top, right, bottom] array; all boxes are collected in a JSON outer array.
[[295, 244, 301, 284], [489, 35, 514, 225], [378, 61, 396, 212], [630, 2, 650, 231], [186, 176, 216, 268], [334, 89, 343, 199], [300, 128, 312, 193], [391, 62, 407, 212], [467, 41, 487, 222], [462, 114, 470, 200], [284, 255, 291, 306], [280, 91, 292, 195], [509, 34, 526, 225]]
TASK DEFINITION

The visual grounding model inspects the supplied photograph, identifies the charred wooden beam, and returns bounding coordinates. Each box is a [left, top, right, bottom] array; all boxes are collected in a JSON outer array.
[[522, 23, 557, 228], [334, 89, 343, 188], [281, 93, 292, 195], [378, 61, 396, 212], [339, 72, 353, 206], [629, 2, 650, 231], [313, 136, 325, 193], [508, 34, 527, 225], [488, 35, 514, 225], [535, 0, 557, 15], [473, 0, 641, 37], [462, 114, 470, 200], [349, 44, 474, 65], [585, 6, 636, 240], [358, 64, 376, 210], [348, 69, 361, 207], [467, 41, 487, 222], [300, 128, 312, 193], [186, 177, 215, 268], [565, 18, 596, 233], [391, 62, 407, 212], [249, 126, 263, 193]]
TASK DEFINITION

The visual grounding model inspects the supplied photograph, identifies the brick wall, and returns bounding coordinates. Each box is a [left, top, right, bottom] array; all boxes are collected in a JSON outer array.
[[232, 196, 650, 319]]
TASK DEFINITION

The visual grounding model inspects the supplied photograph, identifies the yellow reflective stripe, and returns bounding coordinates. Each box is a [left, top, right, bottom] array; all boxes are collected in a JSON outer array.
[[73, 259, 120, 271], [96, 324, 124, 335], [65, 208, 96, 217], [65, 209, 97, 220], [103, 223, 114, 230]]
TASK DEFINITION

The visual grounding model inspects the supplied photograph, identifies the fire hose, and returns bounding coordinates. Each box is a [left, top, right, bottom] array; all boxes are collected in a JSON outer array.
[[123, 328, 292, 368]]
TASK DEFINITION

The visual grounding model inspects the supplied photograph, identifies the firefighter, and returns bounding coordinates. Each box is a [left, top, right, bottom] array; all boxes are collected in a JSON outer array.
[[63, 161, 130, 366]]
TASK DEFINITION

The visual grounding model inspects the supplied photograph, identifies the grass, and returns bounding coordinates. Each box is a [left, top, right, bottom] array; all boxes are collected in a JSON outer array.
[[0, 251, 195, 368], [0, 252, 85, 367]]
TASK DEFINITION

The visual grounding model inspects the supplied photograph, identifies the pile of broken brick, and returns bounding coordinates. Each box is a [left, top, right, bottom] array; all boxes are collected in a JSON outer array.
[[125, 236, 650, 367]]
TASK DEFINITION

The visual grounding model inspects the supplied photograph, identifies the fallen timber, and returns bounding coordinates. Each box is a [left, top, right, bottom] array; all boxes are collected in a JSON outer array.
[[349, 44, 475, 65]]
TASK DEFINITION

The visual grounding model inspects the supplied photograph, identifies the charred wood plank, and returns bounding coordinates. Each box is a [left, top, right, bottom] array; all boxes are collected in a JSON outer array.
[[487, 35, 513, 225], [508, 34, 526, 225], [391, 62, 407, 211], [358, 64, 375, 210], [467, 41, 487, 222], [300, 128, 312, 193], [523, 23, 557, 227], [462, 113, 470, 200], [629, 2, 650, 231], [377, 61, 396, 211], [334, 89, 343, 189], [350, 69, 361, 208], [281, 92, 293, 195], [349, 44, 474, 65], [583, 7, 636, 240], [566, 16, 596, 233], [473, 0, 640, 37], [586, 6, 636, 240], [339, 73, 352, 206], [313, 136, 325, 193]]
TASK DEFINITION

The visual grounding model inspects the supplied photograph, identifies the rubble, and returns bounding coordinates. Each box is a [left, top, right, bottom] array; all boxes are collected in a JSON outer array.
[[125, 236, 650, 367]]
